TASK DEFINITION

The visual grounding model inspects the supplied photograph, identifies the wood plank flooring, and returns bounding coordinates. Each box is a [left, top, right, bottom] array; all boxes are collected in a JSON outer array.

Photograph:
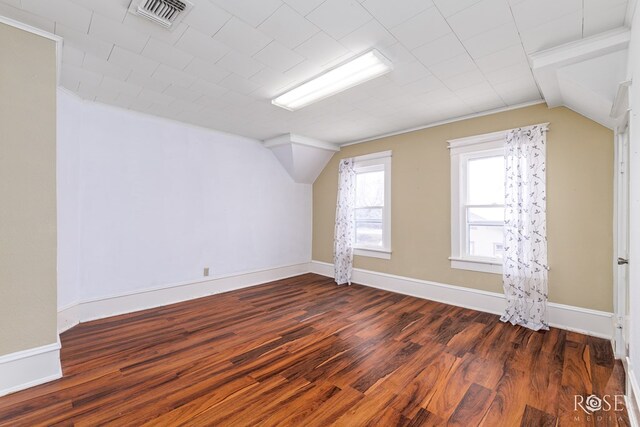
[[0, 273, 630, 426]]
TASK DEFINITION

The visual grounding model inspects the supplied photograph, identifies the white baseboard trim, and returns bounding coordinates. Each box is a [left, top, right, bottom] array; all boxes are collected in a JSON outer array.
[[627, 359, 640, 427], [58, 262, 311, 333], [0, 340, 62, 397], [310, 260, 615, 339]]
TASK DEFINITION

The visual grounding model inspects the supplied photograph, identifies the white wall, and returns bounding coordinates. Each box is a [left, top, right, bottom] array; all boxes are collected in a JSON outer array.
[[57, 90, 312, 308]]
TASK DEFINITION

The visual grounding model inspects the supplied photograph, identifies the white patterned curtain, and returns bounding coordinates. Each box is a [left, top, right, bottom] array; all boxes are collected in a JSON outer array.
[[334, 158, 356, 285], [501, 125, 549, 331]]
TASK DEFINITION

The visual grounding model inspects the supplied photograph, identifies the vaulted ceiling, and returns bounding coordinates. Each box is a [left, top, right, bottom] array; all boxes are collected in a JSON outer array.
[[0, 0, 631, 143]]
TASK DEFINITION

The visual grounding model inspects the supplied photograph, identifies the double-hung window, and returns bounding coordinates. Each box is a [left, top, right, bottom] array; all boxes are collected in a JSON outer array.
[[353, 151, 391, 259], [449, 132, 506, 274]]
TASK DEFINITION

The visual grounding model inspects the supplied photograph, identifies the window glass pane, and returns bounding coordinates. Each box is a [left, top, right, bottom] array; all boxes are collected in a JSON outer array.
[[467, 207, 504, 223], [468, 225, 504, 258], [355, 207, 382, 220], [355, 221, 382, 247], [467, 156, 504, 205], [355, 171, 384, 208]]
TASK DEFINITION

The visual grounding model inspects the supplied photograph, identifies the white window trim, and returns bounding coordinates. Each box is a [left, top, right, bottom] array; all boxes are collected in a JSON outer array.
[[449, 133, 505, 274], [353, 150, 391, 259]]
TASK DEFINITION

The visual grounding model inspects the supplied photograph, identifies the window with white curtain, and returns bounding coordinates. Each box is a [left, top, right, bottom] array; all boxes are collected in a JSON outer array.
[[449, 132, 506, 274], [353, 151, 391, 259]]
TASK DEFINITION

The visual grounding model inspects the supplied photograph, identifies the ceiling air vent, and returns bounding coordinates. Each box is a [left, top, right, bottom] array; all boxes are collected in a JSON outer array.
[[128, 0, 193, 29]]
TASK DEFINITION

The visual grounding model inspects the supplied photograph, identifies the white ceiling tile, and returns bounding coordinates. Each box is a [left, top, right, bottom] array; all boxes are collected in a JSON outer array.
[[70, 0, 129, 22], [583, 1, 627, 37], [190, 79, 229, 98], [0, 3, 55, 32], [428, 53, 477, 79], [443, 68, 487, 90], [249, 68, 296, 93], [446, 0, 513, 40], [474, 44, 528, 73], [294, 32, 349, 65], [510, 0, 582, 31], [219, 73, 262, 95], [214, 17, 273, 56], [127, 70, 171, 92], [152, 64, 198, 88], [492, 77, 541, 104], [181, 1, 231, 36], [339, 19, 396, 52], [99, 75, 142, 96], [519, 11, 582, 53], [62, 45, 85, 67], [258, 4, 319, 49], [122, 14, 188, 45], [89, 13, 150, 53], [484, 61, 533, 85], [377, 42, 415, 63], [212, 0, 283, 27], [1, 0, 21, 8], [461, 21, 521, 59], [175, 27, 229, 63], [388, 61, 430, 85], [283, 0, 325, 15], [217, 51, 265, 78], [61, 63, 103, 88], [163, 84, 203, 102], [21, 0, 92, 32], [141, 38, 194, 70], [254, 41, 305, 73], [433, 0, 483, 17], [461, 92, 506, 112], [306, 0, 371, 39], [137, 89, 175, 107], [454, 80, 496, 99], [60, 72, 81, 92], [362, 0, 434, 28], [83, 54, 131, 80], [388, 7, 451, 50], [184, 58, 231, 84], [402, 74, 445, 94], [109, 46, 159, 77], [412, 33, 467, 67], [56, 23, 114, 60]]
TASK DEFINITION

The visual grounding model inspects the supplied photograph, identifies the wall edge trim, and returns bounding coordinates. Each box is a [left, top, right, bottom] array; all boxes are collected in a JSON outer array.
[[58, 262, 311, 333], [309, 260, 615, 339], [0, 341, 62, 397]]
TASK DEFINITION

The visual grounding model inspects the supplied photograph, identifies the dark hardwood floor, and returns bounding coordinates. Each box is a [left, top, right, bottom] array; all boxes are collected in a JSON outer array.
[[0, 273, 629, 426]]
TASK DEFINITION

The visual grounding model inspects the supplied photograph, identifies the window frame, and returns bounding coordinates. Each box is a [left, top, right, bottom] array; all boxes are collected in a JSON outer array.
[[449, 131, 506, 274], [352, 151, 392, 259]]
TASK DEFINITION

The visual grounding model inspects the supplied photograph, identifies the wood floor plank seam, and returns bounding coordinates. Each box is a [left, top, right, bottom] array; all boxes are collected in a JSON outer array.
[[0, 273, 629, 426]]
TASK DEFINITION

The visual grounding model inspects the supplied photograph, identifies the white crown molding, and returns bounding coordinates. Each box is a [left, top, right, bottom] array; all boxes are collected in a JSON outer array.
[[0, 14, 62, 86], [309, 260, 615, 340], [0, 340, 62, 397], [341, 100, 546, 147], [58, 262, 311, 333]]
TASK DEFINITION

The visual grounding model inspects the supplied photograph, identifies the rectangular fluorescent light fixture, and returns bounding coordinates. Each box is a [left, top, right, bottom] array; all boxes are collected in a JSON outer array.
[[271, 49, 393, 111]]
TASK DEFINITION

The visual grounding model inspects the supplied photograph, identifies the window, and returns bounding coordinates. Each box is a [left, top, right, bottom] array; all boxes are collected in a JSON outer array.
[[353, 151, 391, 259], [449, 131, 506, 274]]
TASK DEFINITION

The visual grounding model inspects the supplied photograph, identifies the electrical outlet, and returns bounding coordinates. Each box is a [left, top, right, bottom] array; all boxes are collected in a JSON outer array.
[[204, 267, 209, 277]]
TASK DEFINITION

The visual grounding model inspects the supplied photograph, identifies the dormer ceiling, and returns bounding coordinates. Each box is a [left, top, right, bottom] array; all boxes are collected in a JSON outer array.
[[0, 0, 632, 143]]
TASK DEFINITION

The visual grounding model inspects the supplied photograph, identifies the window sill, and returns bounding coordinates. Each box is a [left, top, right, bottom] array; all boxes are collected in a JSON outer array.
[[354, 247, 391, 259], [449, 257, 502, 274]]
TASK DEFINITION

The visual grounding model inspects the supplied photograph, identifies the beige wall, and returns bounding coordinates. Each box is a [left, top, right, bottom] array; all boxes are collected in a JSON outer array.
[[0, 22, 58, 355], [313, 104, 614, 312]]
